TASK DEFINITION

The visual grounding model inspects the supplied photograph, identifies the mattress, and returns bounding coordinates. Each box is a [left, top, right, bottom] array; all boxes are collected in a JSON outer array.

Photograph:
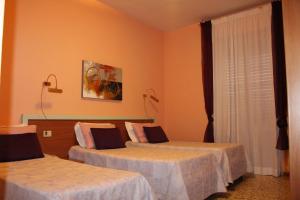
[[69, 146, 227, 200], [126, 141, 247, 184], [0, 155, 154, 200]]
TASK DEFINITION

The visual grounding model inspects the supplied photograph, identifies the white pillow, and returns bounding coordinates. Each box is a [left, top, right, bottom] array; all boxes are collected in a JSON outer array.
[[74, 122, 86, 148], [125, 121, 139, 142]]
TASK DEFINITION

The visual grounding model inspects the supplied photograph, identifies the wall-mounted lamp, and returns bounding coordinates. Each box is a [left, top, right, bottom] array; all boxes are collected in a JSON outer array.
[[143, 88, 159, 103], [143, 93, 159, 103], [143, 88, 159, 117], [41, 74, 63, 119], [43, 74, 63, 93]]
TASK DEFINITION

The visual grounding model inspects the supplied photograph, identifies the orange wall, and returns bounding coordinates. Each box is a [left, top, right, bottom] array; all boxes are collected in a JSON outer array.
[[282, 0, 300, 198], [163, 24, 206, 141], [0, 0, 4, 83], [0, 0, 164, 124], [0, 0, 207, 141]]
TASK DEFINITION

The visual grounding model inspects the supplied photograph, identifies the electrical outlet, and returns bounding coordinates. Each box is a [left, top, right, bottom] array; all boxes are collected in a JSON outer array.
[[43, 130, 52, 137]]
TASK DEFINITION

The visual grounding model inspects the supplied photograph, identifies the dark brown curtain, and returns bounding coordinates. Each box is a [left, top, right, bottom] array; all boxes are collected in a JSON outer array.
[[201, 21, 214, 143], [271, 1, 289, 150]]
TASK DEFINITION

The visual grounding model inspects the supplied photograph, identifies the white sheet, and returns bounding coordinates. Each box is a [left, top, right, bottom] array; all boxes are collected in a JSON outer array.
[[126, 141, 247, 183], [69, 146, 227, 200], [0, 155, 154, 200]]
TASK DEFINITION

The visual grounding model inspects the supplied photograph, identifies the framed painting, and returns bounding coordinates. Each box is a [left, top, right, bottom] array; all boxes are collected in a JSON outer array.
[[82, 60, 122, 100]]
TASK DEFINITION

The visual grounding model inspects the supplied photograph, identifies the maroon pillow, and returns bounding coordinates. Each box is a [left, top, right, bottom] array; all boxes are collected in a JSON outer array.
[[143, 126, 169, 143], [91, 128, 125, 149], [0, 133, 44, 162]]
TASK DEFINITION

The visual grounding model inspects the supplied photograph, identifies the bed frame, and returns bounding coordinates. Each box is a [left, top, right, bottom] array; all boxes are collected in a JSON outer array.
[[24, 116, 154, 159]]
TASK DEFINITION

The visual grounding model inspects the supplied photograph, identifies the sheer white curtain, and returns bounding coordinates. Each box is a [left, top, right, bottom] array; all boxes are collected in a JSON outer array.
[[212, 4, 280, 176]]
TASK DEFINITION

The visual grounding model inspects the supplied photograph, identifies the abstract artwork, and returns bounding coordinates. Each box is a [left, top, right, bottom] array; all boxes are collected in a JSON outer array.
[[82, 60, 122, 100]]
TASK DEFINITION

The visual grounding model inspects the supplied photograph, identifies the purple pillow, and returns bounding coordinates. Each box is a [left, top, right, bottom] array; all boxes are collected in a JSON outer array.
[[143, 126, 169, 143], [91, 128, 125, 149], [0, 133, 44, 162]]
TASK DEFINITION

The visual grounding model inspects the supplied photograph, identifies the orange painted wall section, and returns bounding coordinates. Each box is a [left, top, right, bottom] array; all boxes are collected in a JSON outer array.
[[0, 0, 5, 82], [0, 0, 13, 124], [0, 0, 164, 124], [163, 24, 206, 141], [282, 0, 300, 198], [0, 0, 207, 142]]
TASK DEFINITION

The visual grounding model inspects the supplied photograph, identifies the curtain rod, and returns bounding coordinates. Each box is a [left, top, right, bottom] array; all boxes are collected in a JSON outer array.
[[200, 0, 280, 23]]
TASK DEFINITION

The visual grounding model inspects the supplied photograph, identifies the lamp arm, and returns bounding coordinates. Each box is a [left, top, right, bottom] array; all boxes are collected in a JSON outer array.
[[143, 88, 159, 102], [150, 95, 159, 103], [45, 74, 58, 88], [41, 73, 63, 119]]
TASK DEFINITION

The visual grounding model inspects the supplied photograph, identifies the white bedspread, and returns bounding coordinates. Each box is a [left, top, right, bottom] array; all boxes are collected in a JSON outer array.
[[126, 141, 247, 184], [0, 155, 154, 200], [69, 146, 227, 200]]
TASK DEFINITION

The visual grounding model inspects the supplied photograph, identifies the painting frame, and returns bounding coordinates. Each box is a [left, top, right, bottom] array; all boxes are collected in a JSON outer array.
[[81, 60, 122, 101]]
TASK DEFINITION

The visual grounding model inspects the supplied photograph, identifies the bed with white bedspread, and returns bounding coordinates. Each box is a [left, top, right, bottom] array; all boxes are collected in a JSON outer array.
[[126, 141, 247, 184], [0, 155, 154, 200], [69, 145, 227, 200]]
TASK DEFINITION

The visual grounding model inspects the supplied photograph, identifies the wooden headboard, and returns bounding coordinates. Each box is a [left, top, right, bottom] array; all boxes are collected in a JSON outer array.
[[26, 117, 154, 159]]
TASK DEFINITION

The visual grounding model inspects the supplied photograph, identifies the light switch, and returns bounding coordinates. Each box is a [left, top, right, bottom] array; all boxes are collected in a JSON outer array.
[[43, 130, 52, 137]]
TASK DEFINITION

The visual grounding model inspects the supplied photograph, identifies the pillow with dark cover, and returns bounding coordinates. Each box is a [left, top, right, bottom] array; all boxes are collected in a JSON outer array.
[[91, 128, 125, 149], [143, 126, 169, 143], [0, 133, 44, 162]]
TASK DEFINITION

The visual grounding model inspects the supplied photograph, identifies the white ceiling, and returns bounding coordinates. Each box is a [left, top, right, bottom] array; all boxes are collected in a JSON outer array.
[[99, 0, 271, 31]]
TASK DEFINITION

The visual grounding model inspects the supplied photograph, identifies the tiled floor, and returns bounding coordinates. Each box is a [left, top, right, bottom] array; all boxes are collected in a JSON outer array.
[[207, 174, 290, 200]]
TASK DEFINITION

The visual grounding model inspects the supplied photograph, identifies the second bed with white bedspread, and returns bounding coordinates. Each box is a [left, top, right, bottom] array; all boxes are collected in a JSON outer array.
[[69, 146, 227, 200], [126, 141, 247, 184]]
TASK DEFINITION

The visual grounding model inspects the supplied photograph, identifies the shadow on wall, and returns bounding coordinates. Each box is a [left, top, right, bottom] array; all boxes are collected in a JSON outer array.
[[0, 0, 16, 125]]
